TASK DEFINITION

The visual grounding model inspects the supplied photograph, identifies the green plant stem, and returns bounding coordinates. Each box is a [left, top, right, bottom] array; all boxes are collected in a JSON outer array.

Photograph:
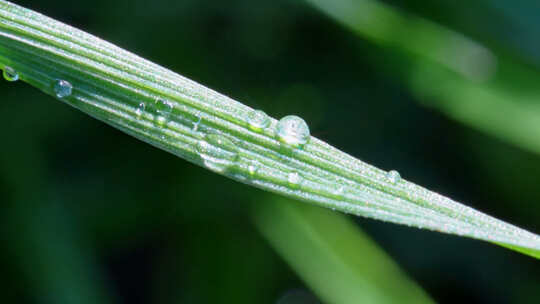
[[0, 0, 539, 257]]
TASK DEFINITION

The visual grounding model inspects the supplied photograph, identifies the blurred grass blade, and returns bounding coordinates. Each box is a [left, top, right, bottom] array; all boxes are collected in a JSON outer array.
[[3, 203, 114, 304], [0, 0, 539, 258], [253, 197, 434, 304], [0, 140, 113, 304], [10, 205, 113, 303], [305, 0, 540, 156]]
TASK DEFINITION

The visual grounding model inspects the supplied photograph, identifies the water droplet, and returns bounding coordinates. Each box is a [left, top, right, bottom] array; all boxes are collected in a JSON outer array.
[[54, 79, 73, 98], [135, 102, 146, 117], [287, 172, 301, 188], [192, 115, 202, 132], [248, 161, 260, 176], [154, 99, 173, 125], [387, 170, 401, 184], [247, 110, 270, 130], [156, 99, 173, 114], [3, 66, 18, 81], [333, 186, 345, 197], [155, 116, 167, 126], [196, 134, 239, 173], [276, 115, 310, 148]]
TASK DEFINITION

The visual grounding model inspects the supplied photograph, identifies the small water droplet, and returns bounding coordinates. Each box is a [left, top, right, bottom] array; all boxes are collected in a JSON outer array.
[[247, 110, 270, 130], [276, 115, 310, 148], [192, 115, 202, 132], [154, 99, 173, 125], [248, 161, 260, 176], [54, 79, 73, 98], [196, 134, 239, 173], [135, 102, 146, 117], [333, 186, 345, 197], [387, 170, 401, 184], [3, 66, 18, 81], [156, 99, 173, 114], [155, 116, 167, 126], [287, 172, 301, 188]]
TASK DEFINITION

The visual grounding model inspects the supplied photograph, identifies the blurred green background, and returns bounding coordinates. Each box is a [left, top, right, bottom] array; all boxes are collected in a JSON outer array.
[[1, 0, 540, 303]]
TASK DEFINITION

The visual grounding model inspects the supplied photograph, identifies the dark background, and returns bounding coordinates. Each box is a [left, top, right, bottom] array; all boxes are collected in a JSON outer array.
[[1, 0, 539, 303]]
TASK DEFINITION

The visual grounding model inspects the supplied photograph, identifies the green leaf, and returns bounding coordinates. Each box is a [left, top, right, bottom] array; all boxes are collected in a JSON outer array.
[[0, 0, 538, 257], [253, 196, 434, 304]]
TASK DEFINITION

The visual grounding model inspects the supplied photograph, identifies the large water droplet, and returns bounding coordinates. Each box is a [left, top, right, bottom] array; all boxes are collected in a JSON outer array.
[[276, 115, 310, 148], [3, 66, 19, 82], [135, 102, 146, 118], [386, 170, 401, 184], [196, 134, 239, 173], [54, 79, 73, 98], [287, 172, 301, 188], [247, 110, 270, 130]]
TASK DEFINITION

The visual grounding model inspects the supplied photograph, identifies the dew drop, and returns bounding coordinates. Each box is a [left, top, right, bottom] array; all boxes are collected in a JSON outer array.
[[276, 115, 310, 148], [247, 110, 270, 130], [287, 172, 301, 188], [387, 170, 401, 184], [196, 134, 239, 173], [248, 161, 260, 176], [333, 186, 345, 197], [156, 99, 173, 115], [3, 66, 18, 82], [135, 102, 146, 117], [154, 99, 173, 125], [192, 115, 202, 132], [155, 116, 167, 126], [54, 79, 73, 98]]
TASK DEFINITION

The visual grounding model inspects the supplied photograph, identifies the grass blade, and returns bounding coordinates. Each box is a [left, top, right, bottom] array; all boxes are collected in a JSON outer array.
[[0, 0, 538, 257], [3, 203, 114, 304], [305, 0, 540, 156], [253, 196, 434, 304]]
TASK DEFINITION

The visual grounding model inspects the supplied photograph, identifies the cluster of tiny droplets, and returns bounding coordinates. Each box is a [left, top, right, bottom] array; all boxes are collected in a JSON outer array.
[[3, 66, 19, 81], [54, 79, 73, 98]]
